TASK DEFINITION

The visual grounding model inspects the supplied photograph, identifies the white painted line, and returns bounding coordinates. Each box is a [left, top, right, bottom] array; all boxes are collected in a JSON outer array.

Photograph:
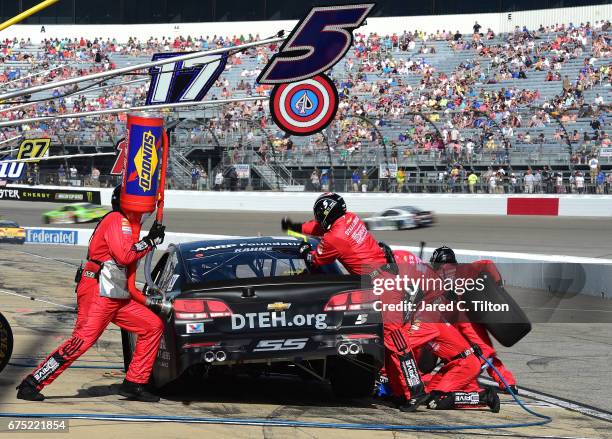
[[480, 377, 612, 422]]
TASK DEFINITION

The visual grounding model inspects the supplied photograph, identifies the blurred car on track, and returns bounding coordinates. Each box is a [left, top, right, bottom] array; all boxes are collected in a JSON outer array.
[[0, 220, 26, 244], [363, 206, 435, 230], [42, 203, 108, 224]]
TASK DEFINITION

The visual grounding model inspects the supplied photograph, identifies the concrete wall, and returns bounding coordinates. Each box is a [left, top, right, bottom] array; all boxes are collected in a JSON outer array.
[[3, 4, 610, 43], [97, 187, 612, 217], [23, 227, 612, 297]]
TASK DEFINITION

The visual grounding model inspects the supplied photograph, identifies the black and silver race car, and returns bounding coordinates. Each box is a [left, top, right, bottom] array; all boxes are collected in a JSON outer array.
[[363, 206, 435, 231], [122, 237, 384, 398]]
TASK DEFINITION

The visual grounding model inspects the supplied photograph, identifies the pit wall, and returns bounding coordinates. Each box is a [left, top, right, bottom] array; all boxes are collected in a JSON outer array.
[[96, 188, 612, 217], [6, 184, 612, 216], [22, 227, 612, 298]]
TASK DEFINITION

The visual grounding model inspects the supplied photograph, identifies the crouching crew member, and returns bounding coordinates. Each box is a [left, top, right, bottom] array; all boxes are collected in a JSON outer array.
[[17, 186, 166, 402]]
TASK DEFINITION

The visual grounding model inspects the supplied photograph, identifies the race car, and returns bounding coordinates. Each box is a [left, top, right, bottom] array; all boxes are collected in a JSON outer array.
[[42, 203, 108, 224], [122, 237, 384, 398], [0, 220, 26, 244], [363, 206, 435, 231]]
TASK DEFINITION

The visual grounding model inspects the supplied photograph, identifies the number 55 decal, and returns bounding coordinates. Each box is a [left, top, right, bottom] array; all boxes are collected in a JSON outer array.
[[258, 4, 373, 84]]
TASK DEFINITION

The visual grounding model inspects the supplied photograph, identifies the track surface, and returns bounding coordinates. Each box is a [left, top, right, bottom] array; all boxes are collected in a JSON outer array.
[[1, 244, 612, 439], [3, 201, 612, 257], [2, 200, 612, 437]]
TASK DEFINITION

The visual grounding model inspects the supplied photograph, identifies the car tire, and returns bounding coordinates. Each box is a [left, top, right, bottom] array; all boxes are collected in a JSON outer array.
[[0, 312, 14, 374], [43, 216, 50, 224], [328, 354, 376, 398]]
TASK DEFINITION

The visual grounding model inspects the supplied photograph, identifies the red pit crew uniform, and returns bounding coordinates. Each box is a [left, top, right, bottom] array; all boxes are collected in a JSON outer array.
[[24, 212, 163, 390], [302, 213, 426, 401], [437, 260, 517, 390]]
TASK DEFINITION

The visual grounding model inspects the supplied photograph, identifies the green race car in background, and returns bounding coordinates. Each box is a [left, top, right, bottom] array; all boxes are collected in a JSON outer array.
[[43, 203, 108, 224]]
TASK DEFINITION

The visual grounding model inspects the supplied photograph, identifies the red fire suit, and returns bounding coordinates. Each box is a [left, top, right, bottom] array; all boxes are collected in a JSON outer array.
[[390, 257, 483, 396], [25, 212, 164, 390], [436, 260, 517, 389], [302, 213, 426, 400]]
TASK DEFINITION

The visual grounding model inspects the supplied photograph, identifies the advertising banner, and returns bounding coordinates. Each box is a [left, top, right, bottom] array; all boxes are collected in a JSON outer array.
[[0, 187, 101, 204], [26, 228, 78, 245]]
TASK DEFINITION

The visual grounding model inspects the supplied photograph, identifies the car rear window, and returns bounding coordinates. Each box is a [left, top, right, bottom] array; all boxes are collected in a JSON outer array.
[[0, 221, 19, 227], [184, 248, 341, 283]]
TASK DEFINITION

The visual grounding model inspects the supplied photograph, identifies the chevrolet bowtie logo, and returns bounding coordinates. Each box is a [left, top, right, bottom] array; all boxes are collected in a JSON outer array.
[[267, 302, 291, 311]]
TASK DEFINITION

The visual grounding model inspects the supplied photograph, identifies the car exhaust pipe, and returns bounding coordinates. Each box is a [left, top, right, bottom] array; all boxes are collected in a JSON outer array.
[[349, 343, 360, 355], [204, 351, 215, 363], [337, 344, 349, 355], [215, 351, 227, 362]]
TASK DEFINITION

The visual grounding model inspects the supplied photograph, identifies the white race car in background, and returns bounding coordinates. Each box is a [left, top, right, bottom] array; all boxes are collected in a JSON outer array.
[[363, 206, 435, 230]]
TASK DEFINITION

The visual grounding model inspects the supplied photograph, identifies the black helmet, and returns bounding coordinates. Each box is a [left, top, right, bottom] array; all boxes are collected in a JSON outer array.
[[111, 185, 121, 211], [313, 192, 346, 230], [430, 246, 457, 265]]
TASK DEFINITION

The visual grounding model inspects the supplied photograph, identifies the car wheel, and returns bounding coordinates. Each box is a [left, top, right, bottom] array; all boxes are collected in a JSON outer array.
[[0, 312, 14, 374], [43, 216, 50, 224], [328, 354, 377, 398]]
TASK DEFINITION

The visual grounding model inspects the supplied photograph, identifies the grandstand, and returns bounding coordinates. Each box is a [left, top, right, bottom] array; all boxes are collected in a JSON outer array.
[[0, 7, 610, 194]]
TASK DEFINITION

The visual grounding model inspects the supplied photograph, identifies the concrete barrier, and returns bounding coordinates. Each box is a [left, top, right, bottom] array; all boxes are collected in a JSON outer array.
[[23, 227, 612, 297], [9, 185, 612, 216]]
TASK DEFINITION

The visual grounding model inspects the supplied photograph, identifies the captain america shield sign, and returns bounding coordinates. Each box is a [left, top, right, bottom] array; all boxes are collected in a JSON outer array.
[[269, 74, 339, 136]]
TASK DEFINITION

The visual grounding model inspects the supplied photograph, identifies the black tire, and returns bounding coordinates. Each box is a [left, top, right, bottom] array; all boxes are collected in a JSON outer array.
[[43, 216, 50, 224], [328, 354, 377, 398], [0, 312, 14, 374]]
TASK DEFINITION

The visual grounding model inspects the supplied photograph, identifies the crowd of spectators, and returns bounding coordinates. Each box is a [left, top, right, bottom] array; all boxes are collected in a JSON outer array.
[[0, 18, 610, 191]]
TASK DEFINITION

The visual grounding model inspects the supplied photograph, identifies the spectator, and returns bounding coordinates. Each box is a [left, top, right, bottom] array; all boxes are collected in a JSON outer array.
[[473, 21, 482, 35], [596, 170, 605, 194], [575, 172, 585, 194], [58, 164, 66, 185], [214, 170, 223, 191], [351, 169, 360, 192], [524, 169, 535, 193], [467, 171, 478, 193], [589, 155, 599, 184], [361, 170, 369, 193], [191, 167, 200, 190], [396, 168, 405, 193], [90, 167, 100, 187]]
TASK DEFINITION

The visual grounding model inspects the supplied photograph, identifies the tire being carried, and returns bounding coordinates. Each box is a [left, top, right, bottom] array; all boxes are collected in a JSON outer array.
[[0, 312, 14, 374]]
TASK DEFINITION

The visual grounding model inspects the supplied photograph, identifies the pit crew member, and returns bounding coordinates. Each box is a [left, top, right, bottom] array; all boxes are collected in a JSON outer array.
[[16, 186, 166, 402], [282, 192, 428, 412]]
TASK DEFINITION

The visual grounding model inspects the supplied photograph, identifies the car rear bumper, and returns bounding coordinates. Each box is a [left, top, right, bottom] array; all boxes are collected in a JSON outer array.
[[175, 326, 384, 369]]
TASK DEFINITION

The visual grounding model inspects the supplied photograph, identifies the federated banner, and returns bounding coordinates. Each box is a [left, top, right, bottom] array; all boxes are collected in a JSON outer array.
[[26, 229, 78, 245], [0, 186, 101, 204]]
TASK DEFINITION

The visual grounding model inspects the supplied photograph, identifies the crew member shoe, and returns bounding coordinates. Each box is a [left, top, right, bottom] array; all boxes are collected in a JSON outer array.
[[118, 379, 160, 403], [481, 387, 500, 413], [398, 393, 430, 412], [16, 380, 45, 401]]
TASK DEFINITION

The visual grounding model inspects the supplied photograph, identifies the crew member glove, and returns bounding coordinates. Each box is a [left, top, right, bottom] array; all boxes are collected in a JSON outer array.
[[281, 217, 302, 232], [146, 297, 172, 317], [143, 221, 166, 247], [298, 242, 313, 264]]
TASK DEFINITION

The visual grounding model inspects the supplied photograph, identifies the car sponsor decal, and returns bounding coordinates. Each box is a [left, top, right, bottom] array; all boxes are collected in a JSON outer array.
[[231, 311, 328, 330], [186, 322, 204, 334], [253, 338, 308, 352], [269, 73, 338, 136]]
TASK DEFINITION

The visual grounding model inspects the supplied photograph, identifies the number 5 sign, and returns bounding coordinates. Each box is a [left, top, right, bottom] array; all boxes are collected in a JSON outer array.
[[259, 4, 373, 136]]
